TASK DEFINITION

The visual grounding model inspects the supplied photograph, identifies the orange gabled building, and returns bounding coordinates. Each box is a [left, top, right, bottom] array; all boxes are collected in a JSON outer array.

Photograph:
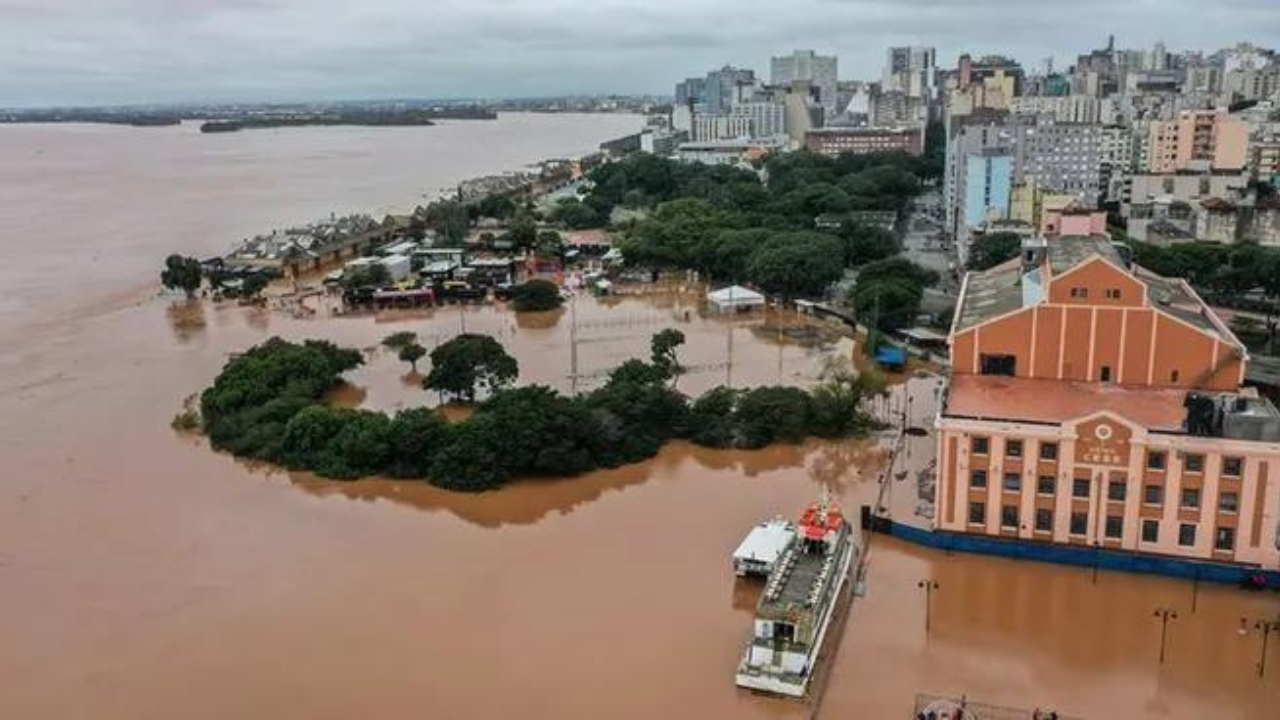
[[935, 235, 1280, 574]]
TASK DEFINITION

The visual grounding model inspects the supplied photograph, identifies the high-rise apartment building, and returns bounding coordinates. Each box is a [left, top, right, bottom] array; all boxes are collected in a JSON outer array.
[[674, 77, 706, 106], [883, 46, 937, 99], [703, 66, 756, 115], [771, 50, 838, 118], [1147, 109, 1249, 173], [729, 101, 787, 140]]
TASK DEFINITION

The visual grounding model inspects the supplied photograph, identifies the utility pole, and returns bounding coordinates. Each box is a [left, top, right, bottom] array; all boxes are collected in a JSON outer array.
[[1153, 607, 1178, 664], [725, 285, 735, 388], [1240, 616, 1280, 678], [917, 579, 940, 637], [570, 295, 579, 397]]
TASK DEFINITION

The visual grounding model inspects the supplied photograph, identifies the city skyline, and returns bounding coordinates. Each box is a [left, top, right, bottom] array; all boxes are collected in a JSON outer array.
[[2, 0, 1278, 107]]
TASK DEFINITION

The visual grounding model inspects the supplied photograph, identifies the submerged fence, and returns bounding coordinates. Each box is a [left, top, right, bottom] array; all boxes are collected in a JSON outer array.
[[912, 693, 1084, 720]]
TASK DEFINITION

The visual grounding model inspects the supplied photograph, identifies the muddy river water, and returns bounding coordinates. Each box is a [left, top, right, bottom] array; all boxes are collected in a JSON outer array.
[[2, 116, 1278, 720]]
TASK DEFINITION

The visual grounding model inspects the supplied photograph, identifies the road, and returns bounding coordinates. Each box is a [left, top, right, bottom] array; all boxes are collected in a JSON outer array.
[[901, 188, 960, 316]]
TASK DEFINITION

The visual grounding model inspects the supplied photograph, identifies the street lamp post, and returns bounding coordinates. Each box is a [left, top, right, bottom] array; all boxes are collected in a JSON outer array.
[[1153, 607, 1178, 664], [918, 579, 940, 637], [1240, 617, 1280, 678], [1092, 540, 1101, 584]]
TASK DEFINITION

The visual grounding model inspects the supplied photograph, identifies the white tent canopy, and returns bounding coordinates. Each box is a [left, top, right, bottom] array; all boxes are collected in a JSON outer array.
[[707, 284, 765, 313]]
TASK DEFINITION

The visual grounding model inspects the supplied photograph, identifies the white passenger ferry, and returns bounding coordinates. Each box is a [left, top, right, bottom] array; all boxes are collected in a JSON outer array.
[[734, 498, 856, 697]]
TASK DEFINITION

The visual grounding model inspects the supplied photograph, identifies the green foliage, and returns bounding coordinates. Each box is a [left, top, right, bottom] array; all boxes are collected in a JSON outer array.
[[744, 232, 846, 298], [551, 198, 601, 229], [475, 194, 517, 220], [499, 216, 538, 251], [161, 254, 203, 296], [382, 331, 418, 349], [856, 256, 940, 288], [1129, 240, 1280, 300], [510, 279, 564, 312], [809, 359, 887, 437], [920, 121, 946, 181], [534, 229, 564, 259], [839, 222, 902, 268], [385, 408, 450, 479], [851, 279, 925, 333], [619, 198, 738, 268], [424, 200, 470, 245], [398, 343, 427, 372], [688, 387, 740, 448], [199, 338, 363, 462], [193, 334, 883, 490], [591, 151, 923, 297], [847, 256, 938, 332], [424, 334, 519, 402], [343, 262, 391, 289], [967, 232, 1023, 271], [650, 328, 686, 378], [734, 386, 815, 449]]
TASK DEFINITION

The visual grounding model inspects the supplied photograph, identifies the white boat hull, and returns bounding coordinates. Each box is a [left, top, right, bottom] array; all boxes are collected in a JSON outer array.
[[734, 535, 856, 697]]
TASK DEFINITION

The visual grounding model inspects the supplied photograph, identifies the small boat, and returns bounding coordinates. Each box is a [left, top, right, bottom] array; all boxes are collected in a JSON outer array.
[[732, 516, 797, 578], [735, 497, 856, 697]]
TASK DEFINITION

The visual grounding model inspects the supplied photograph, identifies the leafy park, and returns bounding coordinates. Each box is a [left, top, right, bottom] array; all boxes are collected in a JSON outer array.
[[194, 331, 886, 491]]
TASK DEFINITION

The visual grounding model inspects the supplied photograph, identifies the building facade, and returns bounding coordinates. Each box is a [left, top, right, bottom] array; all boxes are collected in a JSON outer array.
[[935, 236, 1280, 570], [730, 101, 787, 140], [690, 113, 753, 142], [771, 50, 838, 119], [883, 46, 937, 99], [803, 125, 924, 158], [1147, 110, 1249, 173]]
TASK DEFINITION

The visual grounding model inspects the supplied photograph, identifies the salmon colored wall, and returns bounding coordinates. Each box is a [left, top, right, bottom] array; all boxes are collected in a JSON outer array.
[[1210, 340, 1244, 391], [1092, 308, 1124, 381], [1151, 314, 1218, 389], [1120, 310, 1154, 385], [972, 310, 1034, 374], [1032, 306, 1062, 379], [1061, 307, 1092, 380], [958, 301, 1242, 390], [1047, 259, 1145, 307], [952, 330, 976, 373]]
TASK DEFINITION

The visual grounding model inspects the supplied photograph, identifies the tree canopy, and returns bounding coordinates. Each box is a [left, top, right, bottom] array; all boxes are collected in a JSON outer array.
[[161, 254, 203, 297], [510, 279, 564, 312], [424, 333, 519, 402], [967, 232, 1023, 271], [848, 257, 940, 332], [191, 334, 887, 490], [592, 151, 926, 299]]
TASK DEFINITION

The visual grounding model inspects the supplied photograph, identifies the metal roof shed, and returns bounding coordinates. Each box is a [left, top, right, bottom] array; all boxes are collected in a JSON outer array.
[[707, 285, 765, 314]]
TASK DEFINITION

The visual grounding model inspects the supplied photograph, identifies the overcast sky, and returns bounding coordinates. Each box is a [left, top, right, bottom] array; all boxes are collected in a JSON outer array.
[[2, 0, 1277, 107]]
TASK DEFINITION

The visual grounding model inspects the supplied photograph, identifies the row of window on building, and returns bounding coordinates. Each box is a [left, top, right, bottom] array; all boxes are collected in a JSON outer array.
[[969, 468, 1240, 512], [966, 501, 1238, 550], [970, 436, 1246, 476]]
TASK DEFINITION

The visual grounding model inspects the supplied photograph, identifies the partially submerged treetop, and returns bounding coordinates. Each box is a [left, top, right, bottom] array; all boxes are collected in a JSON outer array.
[[424, 333, 518, 402]]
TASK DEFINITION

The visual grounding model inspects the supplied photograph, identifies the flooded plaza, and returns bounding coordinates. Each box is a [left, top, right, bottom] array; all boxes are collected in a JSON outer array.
[[2, 120, 1278, 720]]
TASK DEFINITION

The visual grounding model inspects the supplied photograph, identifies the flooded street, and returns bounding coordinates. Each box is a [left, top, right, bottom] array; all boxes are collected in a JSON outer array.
[[2, 120, 1279, 720]]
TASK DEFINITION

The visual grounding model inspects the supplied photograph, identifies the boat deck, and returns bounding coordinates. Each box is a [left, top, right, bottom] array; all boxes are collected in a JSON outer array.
[[758, 537, 844, 620]]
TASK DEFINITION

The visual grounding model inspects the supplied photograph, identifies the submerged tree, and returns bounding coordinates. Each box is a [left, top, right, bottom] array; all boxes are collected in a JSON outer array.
[[398, 343, 427, 373], [510, 279, 564, 312], [382, 331, 418, 350], [424, 333, 518, 402], [161, 254, 203, 297], [650, 328, 686, 381]]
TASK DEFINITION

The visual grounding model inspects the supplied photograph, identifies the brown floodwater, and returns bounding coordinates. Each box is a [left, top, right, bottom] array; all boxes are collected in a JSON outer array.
[[2, 120, 1279, 720]]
